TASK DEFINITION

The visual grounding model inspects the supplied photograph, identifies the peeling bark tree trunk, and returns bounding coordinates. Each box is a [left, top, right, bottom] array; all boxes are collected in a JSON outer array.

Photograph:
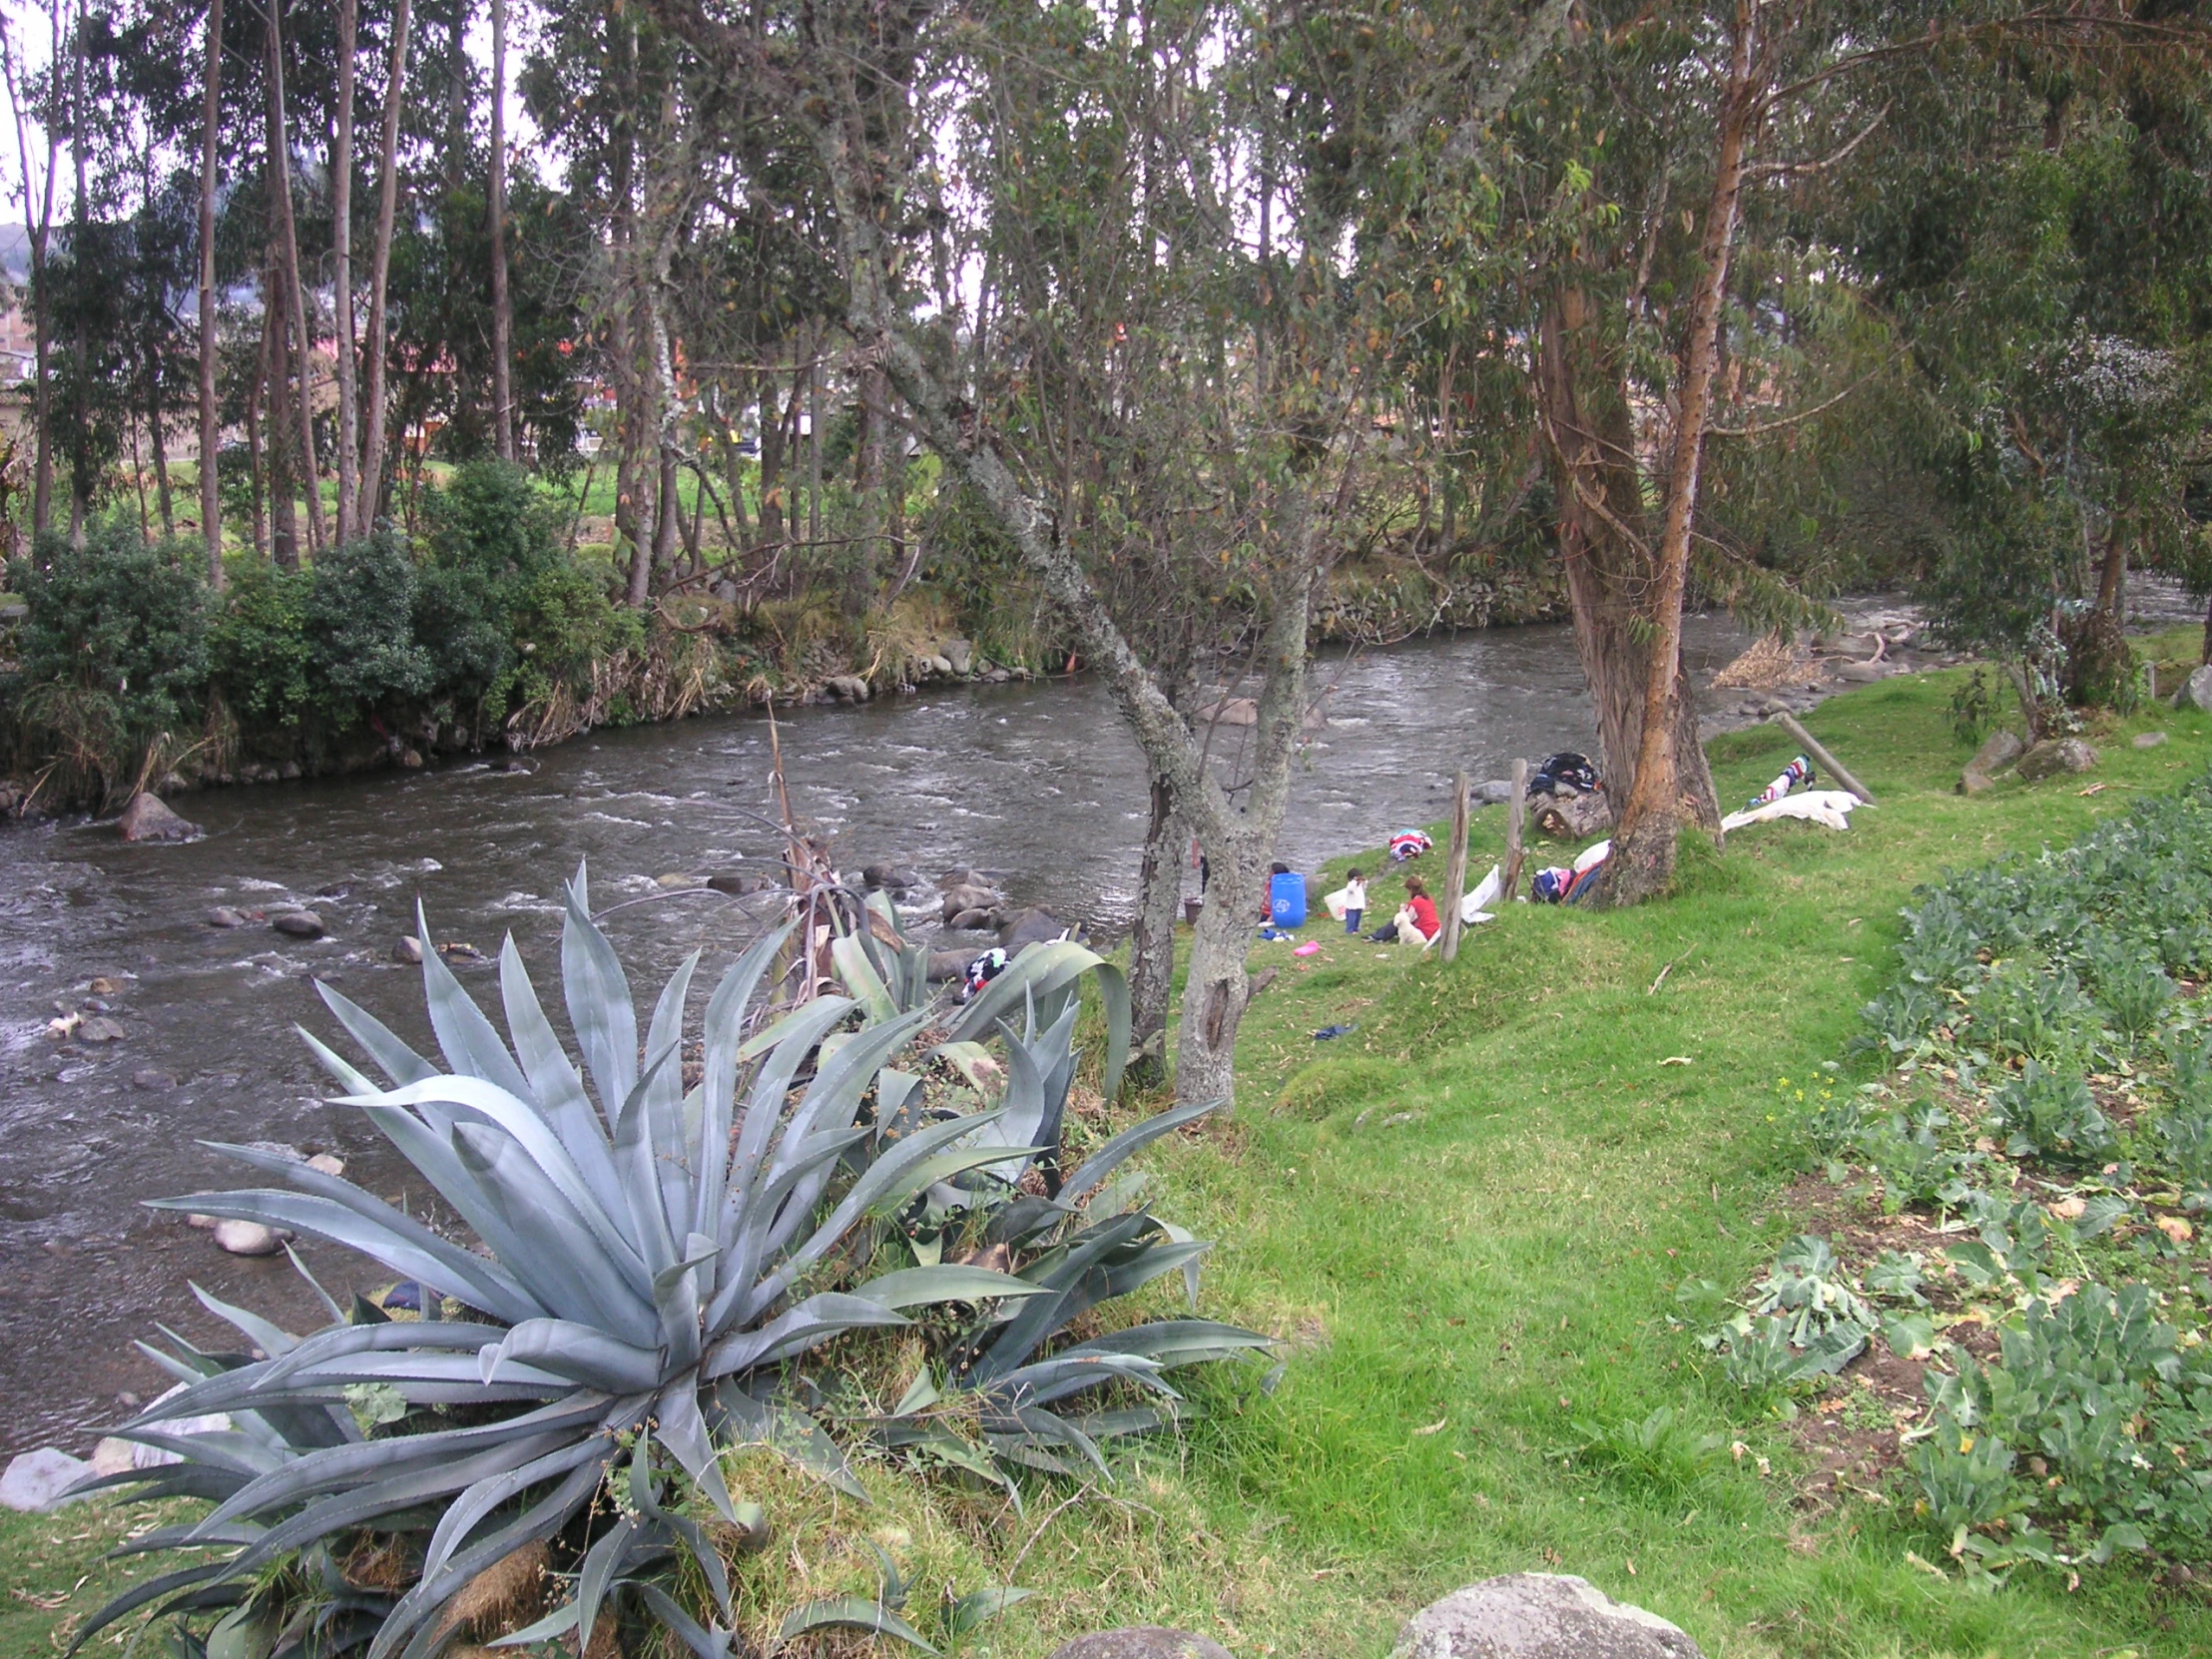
[[355, 0, 410, 530], [1124, 771, 1182, 1091], [198, 0, 223, 581], [1588, 0, 1758, 908]]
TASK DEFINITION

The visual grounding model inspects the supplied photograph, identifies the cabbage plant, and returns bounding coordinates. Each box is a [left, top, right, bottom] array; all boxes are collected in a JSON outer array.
[[81, 865, 1037, 1659]]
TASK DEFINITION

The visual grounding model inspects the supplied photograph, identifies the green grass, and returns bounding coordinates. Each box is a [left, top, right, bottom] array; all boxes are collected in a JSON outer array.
[[14, 638, 2212, 1657]]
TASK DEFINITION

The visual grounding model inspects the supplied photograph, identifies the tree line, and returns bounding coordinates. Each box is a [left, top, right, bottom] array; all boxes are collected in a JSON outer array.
[[7, 0, 2211, 1100]]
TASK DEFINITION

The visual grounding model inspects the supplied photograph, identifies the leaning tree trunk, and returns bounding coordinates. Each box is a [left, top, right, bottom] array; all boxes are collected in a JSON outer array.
[[1124, 772, 1183, 1092], [1588, 0, 1757, 908], [197, 0, 223, 581]]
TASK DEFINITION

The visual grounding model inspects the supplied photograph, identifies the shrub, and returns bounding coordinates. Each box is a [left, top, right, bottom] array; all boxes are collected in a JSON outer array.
[[6, 522, 208, 799], [207, 560, 314, 730], [302, 531, 432, 728]]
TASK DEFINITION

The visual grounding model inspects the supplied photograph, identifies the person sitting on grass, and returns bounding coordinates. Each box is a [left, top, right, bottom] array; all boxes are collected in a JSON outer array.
[[1368, 874, 1440, 946]]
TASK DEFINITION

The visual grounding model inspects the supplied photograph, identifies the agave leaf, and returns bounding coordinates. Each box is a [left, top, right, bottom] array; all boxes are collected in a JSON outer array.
[[1059, 1098, 1223, 1201], [832, 930, 900, 1025], [66, 1559, 240, 1655], [188, 1285, 301, 1363], [414, 1433, 616, 1592], [702, 1293, 910, 1381], [693, 927, 791, 1239], [946, 1586, 1032, 1637], [561, 864, 639, 1127], [727, 997, 856, 1179], [484, 1601, 578, 1649], [477, 1320, 665, 1393], [640, 951, 702, 1235], [143, 1191, 535, 1328], [498, 936, 624, 1216], [373, 1454, 605, 1659], [1057, 1319, 1274, 1368], [414, 899, 533, 1101], [310, 983, 437, 1089], [847, 1265, 1050, 1309], [572, 1513, 642, 1654], [778, 1596, 938, 1655], [635, 1582, 736, 1659]]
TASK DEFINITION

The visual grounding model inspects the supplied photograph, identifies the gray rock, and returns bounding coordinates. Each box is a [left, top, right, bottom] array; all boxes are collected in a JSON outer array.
[[1475, 780, 1517, 805], [117, 792, 200, 843], [1832, 659, 1895, 683], [1390, 1573, 1703, 1659], [213, 1218, 291, 1257], [947, 907, 996, 932], [930, 654, 955, 678], [132, 1067, 177, 1091], [1958, 729, 2025, 795], [926, 949, 972, 982], [0, 1447, 91, 1512], [987, 668, 1011, 684], [2014, 736, 2099, 783], [2134, 731, 2170, 750], [940, 881, 1003, 921], [272, 910, 326, 939], [2185, 665, 2212, 713], [206, 905, 251, 928], [863, 863, 921, 891], [77, 1015, 125, 1043], [825, 674, 871, 703], [944, 638, 974, 675], [393, 935, 425, 964], [1047, 1630, 1234, 1659], [707, 871, 774, 896], [999, 906, 1068, 955]]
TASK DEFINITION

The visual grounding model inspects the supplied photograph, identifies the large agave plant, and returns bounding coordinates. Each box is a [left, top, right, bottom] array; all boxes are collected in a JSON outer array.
[[80, 865, 1039, 1659]]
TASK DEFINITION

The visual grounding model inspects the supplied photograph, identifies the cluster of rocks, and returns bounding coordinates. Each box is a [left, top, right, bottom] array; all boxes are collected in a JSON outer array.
[[207, 902, 329, 939], [1040, 1575, 1704, 1659], [821, 639, 1031, 703], [1956, 728, 2104, 794]]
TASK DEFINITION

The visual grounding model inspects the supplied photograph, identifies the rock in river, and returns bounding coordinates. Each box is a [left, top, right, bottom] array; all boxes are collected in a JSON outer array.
[[999, 906, 1068, 955], [117, 792, 200, 842], [940, 881, 1003, 921], [272, 910, 326, 939], [76, 1015, 126, 1043], [1390, 1573, 1704, 1659], [207, 905, 251, 928], [213, 1219, 292, 1257]]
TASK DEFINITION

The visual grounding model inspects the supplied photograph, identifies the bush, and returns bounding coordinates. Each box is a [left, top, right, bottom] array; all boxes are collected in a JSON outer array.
[[207, 560, 313, 729], [6, 522, 208, 798], [302, 531, 433, 728]]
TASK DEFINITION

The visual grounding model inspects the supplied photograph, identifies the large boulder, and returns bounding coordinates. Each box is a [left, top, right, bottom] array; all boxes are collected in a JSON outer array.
[[1047, 1631, 1234, 1659], [999, 906, 1068, 955], [2184, 664, 2212, 713], [1957, 729, 2025, 796], [117, 792, 200, 843], [1390, 1574, 1703, 1659], [2014, 736, 2099, 783], [943, 638, 974, 675], [824, 674, 871, 703], [1, 1447, 91, 1512], [863, 863, 921, 892], [940, 881, 1003, 922], [926, 949, 973, 982]]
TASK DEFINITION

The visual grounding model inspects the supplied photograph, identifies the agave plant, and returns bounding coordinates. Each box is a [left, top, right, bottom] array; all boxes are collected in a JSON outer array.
[[80, 864, 1040, 1659]]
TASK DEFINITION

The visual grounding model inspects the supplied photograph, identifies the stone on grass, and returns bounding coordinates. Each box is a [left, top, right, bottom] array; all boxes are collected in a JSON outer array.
[[2014, 737, 2099, 783], [1956, 728, 2024, 798], [2185, 665, 2212, 714], [1390, 1574, 1703, 1659], [272, 909, 326, 939], [2134, 731, 2170, 750], [1, 1447, 90, 1512], [213, 1219, 291, 1257], [1046, 1630, 1235, 1659], [117, 792, 200, 842]]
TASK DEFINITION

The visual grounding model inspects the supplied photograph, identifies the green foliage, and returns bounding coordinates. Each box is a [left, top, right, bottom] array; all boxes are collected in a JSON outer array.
[[1986, 1062, 2116, 1166], [299, 534, 433, 724], [6, 523, 209, 797], [206, 562, 313, 728]]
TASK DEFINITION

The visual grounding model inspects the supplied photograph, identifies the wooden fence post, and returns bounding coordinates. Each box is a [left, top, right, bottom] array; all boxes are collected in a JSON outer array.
[[1501, 758, 1529, 900], [1771, 711, 1877, 805], [1440, 770, 1471, 962]]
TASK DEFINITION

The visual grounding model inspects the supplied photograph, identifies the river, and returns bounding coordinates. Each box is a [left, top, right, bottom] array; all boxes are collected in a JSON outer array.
[[2, 613, 1785, 1455]]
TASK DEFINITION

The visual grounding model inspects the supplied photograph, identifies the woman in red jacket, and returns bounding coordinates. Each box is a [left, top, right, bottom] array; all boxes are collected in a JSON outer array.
[[1368, 875, 1441, 945]]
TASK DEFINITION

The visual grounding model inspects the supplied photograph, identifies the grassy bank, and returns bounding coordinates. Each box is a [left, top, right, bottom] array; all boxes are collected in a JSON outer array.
[[10, 643, 2212, 1658]]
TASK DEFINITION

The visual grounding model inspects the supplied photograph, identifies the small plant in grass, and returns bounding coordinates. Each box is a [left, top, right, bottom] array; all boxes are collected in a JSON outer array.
[[1986, 1062, 2116, 1165], [1568, 1405, 1725, 1496], [1969, 957, 2104, 1070], [2078, 927, 2175, 1042]]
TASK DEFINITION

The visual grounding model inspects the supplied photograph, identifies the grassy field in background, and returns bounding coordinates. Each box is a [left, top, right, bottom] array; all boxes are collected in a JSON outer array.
[[9, 636, 2212, 1658]]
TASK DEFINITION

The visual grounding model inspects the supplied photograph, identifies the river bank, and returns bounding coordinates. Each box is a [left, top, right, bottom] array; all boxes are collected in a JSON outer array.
[[9, 634, 2212, 1658]]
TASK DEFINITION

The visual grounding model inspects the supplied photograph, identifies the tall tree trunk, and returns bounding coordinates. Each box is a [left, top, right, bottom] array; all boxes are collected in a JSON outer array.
[[757, 359, 791, 545], [849, 361, 888, 613], [330, 0, 358, 541], [1, 8, 57, 534], [807, 348, 822, 546], [2096, 525, 2127, 616], [147, 364, 173, 533], [66, 0, 86, 543], [264, 0, 326, 554], [247, 292, 269, 558], [488, 0, 514, 461], [1590, 0, 1758, 908], [265, 264, 300, 567], [1125, 772, 1182, 1092], [1536, 289, 1719, 830], [355, 0, 410, 529], [197, 0, 223, 580]]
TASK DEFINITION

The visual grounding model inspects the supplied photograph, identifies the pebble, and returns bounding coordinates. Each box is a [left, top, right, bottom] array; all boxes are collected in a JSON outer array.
[[272, 910, 326, 939], [213, 1219, 292, 1257], [306, 1153, 345, 1177], [76, 1016, 126, 1043], [206, 906, 251, 928], [132, 1068, 178, 1091], [87, 975, 125, 995]]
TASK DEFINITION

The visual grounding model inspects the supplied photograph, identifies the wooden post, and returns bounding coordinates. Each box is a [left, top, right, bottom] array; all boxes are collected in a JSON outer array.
[[1501, 758, 1529, 901], [1440, 771, 1471, 963], [1771, 711, 1876, 805]]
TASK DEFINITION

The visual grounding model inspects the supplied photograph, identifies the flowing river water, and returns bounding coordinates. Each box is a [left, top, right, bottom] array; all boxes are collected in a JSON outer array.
[[2, 613, 1803, 1454]]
